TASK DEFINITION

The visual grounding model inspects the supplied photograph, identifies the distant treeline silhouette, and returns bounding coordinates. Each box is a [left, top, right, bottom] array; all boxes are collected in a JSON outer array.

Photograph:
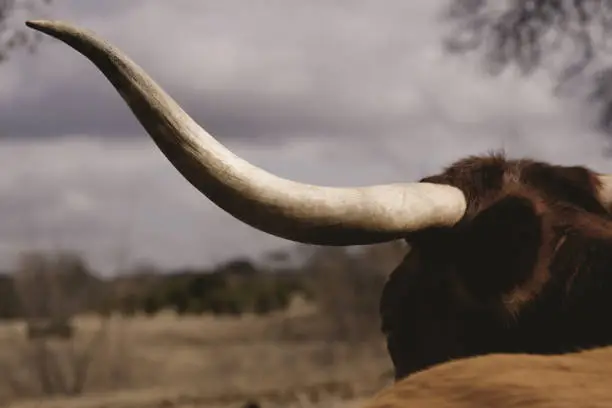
[[0, 241, 407, 325], [0, 256, 309, 319], [117, 259, 309, 317]]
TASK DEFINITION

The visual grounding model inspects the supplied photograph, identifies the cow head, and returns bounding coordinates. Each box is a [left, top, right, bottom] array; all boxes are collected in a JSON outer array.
[[380, 154, 612, 378], [26, 20, 612, 381]]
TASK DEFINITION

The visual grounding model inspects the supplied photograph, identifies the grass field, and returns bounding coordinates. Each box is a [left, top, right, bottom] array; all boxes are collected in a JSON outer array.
[[0, 299, 393, 408]]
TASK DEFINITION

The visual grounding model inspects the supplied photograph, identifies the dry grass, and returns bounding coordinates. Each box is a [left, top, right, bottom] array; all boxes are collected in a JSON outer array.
[[0, 300, 393, 408]]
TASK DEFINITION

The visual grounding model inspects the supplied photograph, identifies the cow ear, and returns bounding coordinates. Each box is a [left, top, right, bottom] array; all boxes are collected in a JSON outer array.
[[457, 195, 543, 300]]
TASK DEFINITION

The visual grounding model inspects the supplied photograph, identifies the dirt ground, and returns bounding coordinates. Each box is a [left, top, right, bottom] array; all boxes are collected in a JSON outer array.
[[0, 301, 393, 408]]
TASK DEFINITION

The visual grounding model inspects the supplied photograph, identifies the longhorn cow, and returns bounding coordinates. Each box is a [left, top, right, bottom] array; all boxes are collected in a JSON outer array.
[[25, 20, 612, 390]]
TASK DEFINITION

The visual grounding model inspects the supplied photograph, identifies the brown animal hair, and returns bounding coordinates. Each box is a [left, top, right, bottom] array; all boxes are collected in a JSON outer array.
[[363, 346, 612, 408], [381, 152, 612, 379]]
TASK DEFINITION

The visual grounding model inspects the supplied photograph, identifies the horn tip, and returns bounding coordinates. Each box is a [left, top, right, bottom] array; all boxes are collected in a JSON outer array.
[[25, 19, 50, 29], [25, 19, 66, 35]]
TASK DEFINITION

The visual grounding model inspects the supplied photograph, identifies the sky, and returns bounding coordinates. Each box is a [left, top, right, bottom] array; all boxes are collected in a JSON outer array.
[[1, 1, 611, 275]]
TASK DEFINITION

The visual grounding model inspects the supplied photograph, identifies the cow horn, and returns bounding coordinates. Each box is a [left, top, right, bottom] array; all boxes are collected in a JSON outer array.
[[596, 174, 612, 209], [25, 20, 467, 245]]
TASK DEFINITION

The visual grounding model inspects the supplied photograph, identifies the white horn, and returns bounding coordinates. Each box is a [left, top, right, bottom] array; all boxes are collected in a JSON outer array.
[[26, 20, 467, 245], [597, 174, 612, 210]]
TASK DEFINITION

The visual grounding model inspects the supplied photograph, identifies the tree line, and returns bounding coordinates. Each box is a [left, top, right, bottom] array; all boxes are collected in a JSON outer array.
[[0, 253, 310, 320], [0, 241, 407, 323]]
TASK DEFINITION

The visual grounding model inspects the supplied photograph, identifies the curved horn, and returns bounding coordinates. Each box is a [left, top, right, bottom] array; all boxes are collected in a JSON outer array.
[[596, 174, 612, 209], [25, 20, 467, 245]]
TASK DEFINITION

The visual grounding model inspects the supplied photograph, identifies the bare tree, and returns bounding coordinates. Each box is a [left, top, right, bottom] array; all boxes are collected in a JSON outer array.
[[443, 0, 612, 136], [443, 0, 612, 76], [0, 0, 52, 62], [0, 250, 113, 397], [304, 244, 404, 344]]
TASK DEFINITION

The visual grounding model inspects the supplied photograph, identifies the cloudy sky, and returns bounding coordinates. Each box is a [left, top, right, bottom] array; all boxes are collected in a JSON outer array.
[[1, 1, 611, 275]]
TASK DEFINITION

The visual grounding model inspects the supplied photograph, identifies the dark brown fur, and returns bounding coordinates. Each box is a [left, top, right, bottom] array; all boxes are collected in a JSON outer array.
[[380, 152, 612, 380]]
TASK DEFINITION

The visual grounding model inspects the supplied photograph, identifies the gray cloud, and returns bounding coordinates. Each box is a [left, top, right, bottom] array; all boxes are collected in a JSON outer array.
[[4, 0, 553, 140], [0, 1, 611, 274]]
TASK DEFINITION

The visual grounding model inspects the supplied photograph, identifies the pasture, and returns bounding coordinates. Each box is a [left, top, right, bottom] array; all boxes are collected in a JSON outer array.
[[0, 300, 392, 408]]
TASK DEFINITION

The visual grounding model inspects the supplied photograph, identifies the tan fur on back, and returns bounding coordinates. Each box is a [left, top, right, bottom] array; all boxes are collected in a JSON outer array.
[[363, 346, 612, 408]]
